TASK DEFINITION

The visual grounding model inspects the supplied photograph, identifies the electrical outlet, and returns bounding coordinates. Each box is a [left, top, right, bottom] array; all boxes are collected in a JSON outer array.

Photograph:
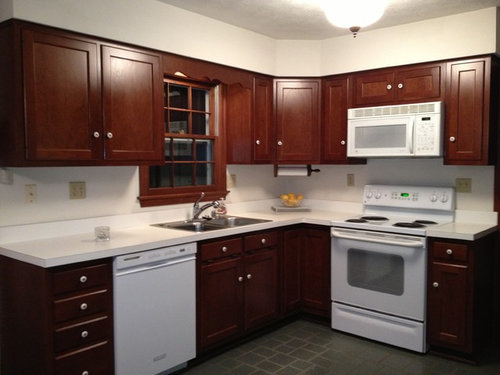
[[347, 173, 355, 187], [455, 178, 472, 193], [25, 184, 37, 203], [227, 174, 236, 189], [69, 181, 86, 199]]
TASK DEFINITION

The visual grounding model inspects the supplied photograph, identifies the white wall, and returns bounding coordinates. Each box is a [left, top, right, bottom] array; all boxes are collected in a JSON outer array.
[[0, 0, 497, 228]]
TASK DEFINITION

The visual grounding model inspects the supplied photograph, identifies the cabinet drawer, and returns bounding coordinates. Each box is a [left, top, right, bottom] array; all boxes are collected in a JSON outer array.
[[53, 289, 109, 324], [52, 263, 110, 295], [54, 316, 111, 354], [432, 242, 468, 262], [244, 231, 278, 251], [201, 238, 242, 261], [55, 340, 113, 375]]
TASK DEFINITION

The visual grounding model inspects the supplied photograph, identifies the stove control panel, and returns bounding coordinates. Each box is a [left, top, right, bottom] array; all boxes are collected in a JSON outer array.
[[364, 185, 455, 210]]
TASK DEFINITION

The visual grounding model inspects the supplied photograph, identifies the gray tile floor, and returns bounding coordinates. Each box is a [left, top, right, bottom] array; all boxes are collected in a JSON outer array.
[[184, 320, 500, 375]]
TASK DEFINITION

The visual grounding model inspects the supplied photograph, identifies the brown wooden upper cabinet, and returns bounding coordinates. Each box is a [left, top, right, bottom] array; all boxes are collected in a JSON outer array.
[[444, 56, 498, 165], [253, 76, 274, 163], [0, 21, 163, 166], [350, 63, 444, 107], [274, 79, 321, 163]]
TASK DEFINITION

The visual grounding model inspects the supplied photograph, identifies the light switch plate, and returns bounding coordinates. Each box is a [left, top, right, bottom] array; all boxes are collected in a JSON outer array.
[[455, 178, 471, 193], [69, 181, 86, 199]]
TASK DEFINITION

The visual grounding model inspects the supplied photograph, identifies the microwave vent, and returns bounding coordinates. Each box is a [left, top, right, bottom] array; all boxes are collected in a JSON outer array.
[[349, 101, 441, 119]]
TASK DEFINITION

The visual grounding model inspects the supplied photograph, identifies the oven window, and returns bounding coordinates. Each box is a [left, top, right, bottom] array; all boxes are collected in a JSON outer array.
[[347, 249, 404, 296]]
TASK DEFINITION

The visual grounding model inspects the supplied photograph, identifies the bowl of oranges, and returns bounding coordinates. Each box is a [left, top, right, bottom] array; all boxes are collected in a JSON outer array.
[[280, 193, 303, 207]]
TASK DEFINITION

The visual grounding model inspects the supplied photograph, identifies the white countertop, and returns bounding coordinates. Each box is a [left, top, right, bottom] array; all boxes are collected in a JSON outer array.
[[0, 202, 496, 268]]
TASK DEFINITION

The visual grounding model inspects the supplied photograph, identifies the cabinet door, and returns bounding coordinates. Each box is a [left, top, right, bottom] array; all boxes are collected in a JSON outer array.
[[253, 76, 274, 163], [322, 77, 349, 162], [22, 29, 101, 161], [101, 45, 163, 162], [445, 58, 491, 165], [244, 248, 279, 330], [198, 257, 243, 349], [282, 228, 303, 313], [301, 228, 331, 316], [396, 65, 442, 102], [226, 83, 252, 164], [427, 262, 469, 349], [351, 71, 395, 106], [275, 80, 321, 162]]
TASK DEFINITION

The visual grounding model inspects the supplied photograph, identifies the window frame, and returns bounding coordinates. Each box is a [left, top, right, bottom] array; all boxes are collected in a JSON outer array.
[[138, 77, 227, 207]]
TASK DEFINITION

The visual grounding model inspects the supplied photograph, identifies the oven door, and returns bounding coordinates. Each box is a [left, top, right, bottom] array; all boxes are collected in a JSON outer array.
[[331, 227, 426, 321]]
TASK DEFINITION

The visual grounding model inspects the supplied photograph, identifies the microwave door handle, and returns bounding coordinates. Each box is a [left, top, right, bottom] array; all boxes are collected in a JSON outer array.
[[408, 117, 415, 154]]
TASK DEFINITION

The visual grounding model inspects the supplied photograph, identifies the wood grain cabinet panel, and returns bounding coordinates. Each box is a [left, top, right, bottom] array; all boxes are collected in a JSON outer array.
[[444, 57, 498, 165], [275, 79, 321, 163]]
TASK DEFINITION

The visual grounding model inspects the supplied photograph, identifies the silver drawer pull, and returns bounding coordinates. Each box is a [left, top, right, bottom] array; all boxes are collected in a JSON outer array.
[[81, 330, 89, 338], [106, 132, 113, 139], [238, 276, 243, 282], [246, 274, 252, 280], [82, 371, 89, 375], [255, 139, 261, 145], [432, 282, 439, 288], [446, 249, 453, 255], [386, 84, 392, 90], [79, 275, 88, 283], [93, 131, 100, 138], [449, 136, 456, 142], [221, 246, 228, 253], [398, 83, 403, 89], [80, 303, 88, 311], [261, 238, 267, 245]]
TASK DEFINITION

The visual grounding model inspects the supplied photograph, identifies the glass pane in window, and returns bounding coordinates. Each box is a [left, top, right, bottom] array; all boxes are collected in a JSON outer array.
[[169, 84, 188, 109], [168, 110, 189, 134], [195, 140, 214, 161], [192, 88, 209, 111], [173, 138, 193, 161], [174, 163, 194, 186], [193, 113, 209, 135], [196, 163, 213, 186], [163, 82, 168, 107], [149, 165, 172, 188], [164, 138, 171, 160]]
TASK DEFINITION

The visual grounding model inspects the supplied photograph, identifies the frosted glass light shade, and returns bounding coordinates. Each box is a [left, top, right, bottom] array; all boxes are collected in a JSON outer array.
[[321, 0, 389, 28]]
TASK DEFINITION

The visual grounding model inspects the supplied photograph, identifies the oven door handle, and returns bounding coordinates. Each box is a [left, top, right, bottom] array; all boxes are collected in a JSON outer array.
[[331, 229, 424, 248]]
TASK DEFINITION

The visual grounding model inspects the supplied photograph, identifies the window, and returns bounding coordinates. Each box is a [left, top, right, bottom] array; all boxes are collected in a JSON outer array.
[[138, 78, 226, 207]]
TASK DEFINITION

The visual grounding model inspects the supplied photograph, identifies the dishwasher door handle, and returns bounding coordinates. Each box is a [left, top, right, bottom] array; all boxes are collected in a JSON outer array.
[[115, 255, 196, 277]]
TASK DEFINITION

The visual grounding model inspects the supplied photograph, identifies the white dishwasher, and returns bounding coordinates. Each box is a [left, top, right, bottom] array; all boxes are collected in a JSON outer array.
[[113, 242, 197, 375]]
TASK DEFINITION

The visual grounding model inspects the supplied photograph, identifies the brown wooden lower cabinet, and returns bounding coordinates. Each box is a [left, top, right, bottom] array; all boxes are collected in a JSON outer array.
[[427, 235, 494, 360], [197, 230, 280, 352], [0, 256, 114, 375]]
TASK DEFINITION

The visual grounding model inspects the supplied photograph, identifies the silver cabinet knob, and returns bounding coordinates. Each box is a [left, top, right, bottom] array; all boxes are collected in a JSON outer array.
[[80, 303, 88, 311], [398, 83, 403, 89], [446, 249, 453, 255], [386, 84, 392, 90], [238, 276, 243, 282], [82, 371, 89, 375], [261, 238, 266, 245], [277, 140, 283, 146], [246, 274, 252, 280], [449, 136, 456, 142], [93, 131, 100, 138], [340, 140, 346, 145], [106, 132, 113, 139], [81, 330, 89, 338], [255, 140, 261, 145], [432, 282, 439, 288], [79, 275, 88, 284], [221, 246, 228, 253]]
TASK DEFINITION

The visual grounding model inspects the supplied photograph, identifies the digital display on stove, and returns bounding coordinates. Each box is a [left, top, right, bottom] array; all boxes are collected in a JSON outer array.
[[401, 193, 410, 197]]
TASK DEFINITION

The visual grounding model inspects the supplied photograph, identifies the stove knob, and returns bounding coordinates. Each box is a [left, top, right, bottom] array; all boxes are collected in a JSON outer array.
[[440, 194, 449, 203], [366, 191, 373, 199], [429, 193, 438, 202], [374, 192, 382, 199]]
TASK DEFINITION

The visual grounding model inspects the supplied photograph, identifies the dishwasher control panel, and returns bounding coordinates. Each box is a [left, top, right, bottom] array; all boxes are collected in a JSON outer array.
[[114, 242, 197, 270]]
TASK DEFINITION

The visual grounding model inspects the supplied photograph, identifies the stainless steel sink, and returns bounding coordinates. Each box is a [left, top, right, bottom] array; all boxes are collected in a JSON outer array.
[[151, 216, 272, 232]]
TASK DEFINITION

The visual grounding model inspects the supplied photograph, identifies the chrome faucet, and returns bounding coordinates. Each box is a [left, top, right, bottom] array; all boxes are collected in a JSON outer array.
[[192, 192, 220, 220]]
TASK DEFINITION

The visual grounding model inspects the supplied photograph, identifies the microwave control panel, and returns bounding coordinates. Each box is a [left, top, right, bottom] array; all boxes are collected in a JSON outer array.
[[414, 113, 442, 156]]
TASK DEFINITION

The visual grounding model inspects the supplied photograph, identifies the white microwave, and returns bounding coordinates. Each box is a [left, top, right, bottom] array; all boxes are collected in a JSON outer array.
[[347, 101, 443, 158]]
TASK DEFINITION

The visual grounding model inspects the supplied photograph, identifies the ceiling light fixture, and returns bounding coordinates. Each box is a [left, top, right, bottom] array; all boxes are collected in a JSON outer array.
[[320, 0, 389, 38]]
